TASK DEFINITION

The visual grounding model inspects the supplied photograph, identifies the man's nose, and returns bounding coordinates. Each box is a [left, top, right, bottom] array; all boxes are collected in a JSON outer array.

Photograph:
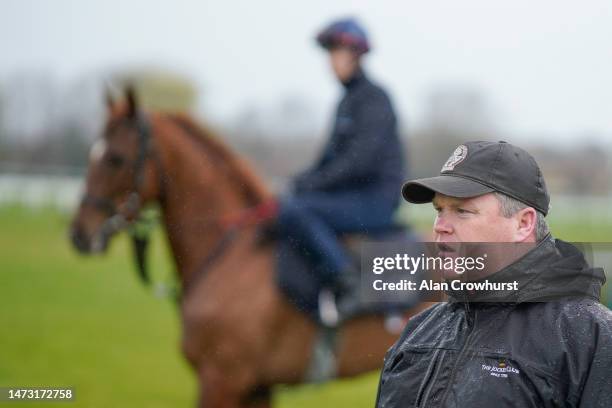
[[433, 215, 453, 236]]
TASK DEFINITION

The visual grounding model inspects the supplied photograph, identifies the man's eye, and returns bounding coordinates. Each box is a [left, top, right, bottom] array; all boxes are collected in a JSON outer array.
[[457, 208, 470, 214]]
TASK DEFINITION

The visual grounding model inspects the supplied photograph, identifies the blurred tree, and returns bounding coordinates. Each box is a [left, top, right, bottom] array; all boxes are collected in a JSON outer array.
[[422, 85, 498, 137], [408, 85, 501, 179], [532, 142, 612, 196], [113, 68, 197, 112], [0, 84, 4, 159], [1, 72, 60, 146]]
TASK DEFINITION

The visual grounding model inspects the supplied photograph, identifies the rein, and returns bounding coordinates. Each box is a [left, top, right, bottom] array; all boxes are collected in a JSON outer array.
[[182, 198, 278, 296]]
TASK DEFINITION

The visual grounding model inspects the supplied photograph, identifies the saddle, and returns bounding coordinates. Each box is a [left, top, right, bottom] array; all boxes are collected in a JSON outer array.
[[272, 225, 423, 325]]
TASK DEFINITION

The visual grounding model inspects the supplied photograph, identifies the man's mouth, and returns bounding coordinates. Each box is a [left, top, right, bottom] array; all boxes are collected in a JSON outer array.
[[436, 242, 457, 257]]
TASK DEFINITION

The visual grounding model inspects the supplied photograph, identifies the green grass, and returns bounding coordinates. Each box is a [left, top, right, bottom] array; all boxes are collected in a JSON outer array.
[[0, 204, 610, 407], [0, 205, 381, 407], [0, 205, 194, 407]]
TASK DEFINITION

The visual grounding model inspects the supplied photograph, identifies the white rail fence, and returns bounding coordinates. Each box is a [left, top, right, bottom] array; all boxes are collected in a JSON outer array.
[[0, 174, 83, 211], [1, 173, 612, 224]]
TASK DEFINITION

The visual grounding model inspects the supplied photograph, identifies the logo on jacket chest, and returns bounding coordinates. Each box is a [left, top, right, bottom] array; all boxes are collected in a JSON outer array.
[[481, 361, 520, 378]]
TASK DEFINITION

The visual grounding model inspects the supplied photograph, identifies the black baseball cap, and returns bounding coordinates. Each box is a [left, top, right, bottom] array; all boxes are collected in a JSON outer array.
[[401, 141, 550, 215]]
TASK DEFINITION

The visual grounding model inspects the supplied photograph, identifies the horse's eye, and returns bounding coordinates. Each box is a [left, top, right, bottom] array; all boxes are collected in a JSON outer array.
[[105, 153, 125, 168]]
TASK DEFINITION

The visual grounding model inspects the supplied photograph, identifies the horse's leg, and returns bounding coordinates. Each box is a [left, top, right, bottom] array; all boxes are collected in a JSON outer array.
[[196, 364, 244, 408]]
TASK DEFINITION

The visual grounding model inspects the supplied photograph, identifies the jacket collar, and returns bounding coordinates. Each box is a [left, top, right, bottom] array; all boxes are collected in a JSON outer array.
[[341, 68, 366, 89], [447, 236, 606, 303]]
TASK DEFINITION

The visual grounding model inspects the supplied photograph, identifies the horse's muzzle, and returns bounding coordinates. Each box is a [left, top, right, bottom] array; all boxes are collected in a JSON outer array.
[[70, 223, 109, 254], [70, 224, 92, 254]]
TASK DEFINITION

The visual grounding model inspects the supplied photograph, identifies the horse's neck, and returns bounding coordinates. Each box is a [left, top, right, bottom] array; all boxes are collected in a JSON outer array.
[[154, 115, 269, 283]]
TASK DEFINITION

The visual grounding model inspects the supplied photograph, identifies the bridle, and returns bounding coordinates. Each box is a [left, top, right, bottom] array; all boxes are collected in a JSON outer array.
[[80, 111, 164, 285], [80, 111, 278, 299], [82, 111, 155, 219]]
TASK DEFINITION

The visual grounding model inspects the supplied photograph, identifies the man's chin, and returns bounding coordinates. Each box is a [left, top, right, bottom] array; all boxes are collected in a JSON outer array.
[[442, 269, 463, 280]]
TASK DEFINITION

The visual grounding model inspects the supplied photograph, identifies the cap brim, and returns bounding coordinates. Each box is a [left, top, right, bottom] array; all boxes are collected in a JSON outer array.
[[402, 175, 495, 203]]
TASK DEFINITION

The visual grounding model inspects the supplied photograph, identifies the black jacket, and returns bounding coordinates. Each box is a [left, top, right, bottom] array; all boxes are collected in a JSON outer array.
[[294, 69, 405, 199], [376, 237, 612, 408]]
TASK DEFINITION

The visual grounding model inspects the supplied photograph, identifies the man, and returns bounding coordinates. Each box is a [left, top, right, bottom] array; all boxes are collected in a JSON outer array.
[[375, 141, 612, 407], [277, 18, 405, 322]]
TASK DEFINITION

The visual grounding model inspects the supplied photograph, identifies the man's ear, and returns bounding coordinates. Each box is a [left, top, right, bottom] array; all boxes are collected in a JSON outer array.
[[515, 207, 537, 242]]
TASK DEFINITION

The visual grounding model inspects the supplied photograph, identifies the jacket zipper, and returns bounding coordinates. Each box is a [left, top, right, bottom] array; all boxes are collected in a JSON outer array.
[[415, 347, 445, 407], [436, 307, 478, 406], [415, 306, 476, 407]]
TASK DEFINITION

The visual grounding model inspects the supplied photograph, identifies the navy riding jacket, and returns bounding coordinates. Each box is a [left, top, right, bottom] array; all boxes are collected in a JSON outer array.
[[294, 69, 405, 203]]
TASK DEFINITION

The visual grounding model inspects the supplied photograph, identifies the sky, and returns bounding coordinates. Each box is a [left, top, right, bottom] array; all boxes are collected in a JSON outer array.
[[2, 0, 611, 142]]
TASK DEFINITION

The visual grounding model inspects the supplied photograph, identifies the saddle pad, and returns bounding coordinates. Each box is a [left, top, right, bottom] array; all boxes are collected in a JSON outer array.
[[275, 228, 422, 324]]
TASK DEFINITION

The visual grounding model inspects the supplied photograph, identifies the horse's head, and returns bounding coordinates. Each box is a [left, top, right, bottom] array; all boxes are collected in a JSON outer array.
[[70, 86, 162, 254]]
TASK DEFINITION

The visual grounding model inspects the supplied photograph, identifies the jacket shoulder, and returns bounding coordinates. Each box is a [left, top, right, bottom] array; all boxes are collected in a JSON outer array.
[[551, 300, 612, 373], [555, 300, 612, 404], [557, 299, 612, 331], [369, 82, 392, 102], [526, 299, 612, 349], [353, 77, 392, 103]]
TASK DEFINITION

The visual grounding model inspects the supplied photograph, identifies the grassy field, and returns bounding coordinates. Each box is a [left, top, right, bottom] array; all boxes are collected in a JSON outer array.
[[0, 204, 610, 407]]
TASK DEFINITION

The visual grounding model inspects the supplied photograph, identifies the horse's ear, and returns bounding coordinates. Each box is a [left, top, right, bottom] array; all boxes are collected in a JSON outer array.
[[125, 85, 138, 118], [105, 87, 115, 111]]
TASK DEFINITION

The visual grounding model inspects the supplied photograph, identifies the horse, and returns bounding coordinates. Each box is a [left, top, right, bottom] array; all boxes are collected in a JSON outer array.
[[70, 87, 428, 407]]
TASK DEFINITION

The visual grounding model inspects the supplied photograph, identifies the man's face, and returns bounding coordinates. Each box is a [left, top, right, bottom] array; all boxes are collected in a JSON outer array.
[[432, 192, 518, 243], [329, 47, 359, 82]]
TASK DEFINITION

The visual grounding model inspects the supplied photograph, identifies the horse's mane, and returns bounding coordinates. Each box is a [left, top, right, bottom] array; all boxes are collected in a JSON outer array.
[[168, 113, 271, 205]]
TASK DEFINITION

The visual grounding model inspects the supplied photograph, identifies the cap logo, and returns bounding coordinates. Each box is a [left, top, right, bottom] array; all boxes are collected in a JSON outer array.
[[441, 145, 468, 172]]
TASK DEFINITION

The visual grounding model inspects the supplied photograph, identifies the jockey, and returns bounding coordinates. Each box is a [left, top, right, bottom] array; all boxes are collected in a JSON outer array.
[[277, 18, 407, 325]]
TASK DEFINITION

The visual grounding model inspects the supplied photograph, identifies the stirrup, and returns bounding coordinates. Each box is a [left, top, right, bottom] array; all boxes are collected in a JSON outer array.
[[384, 312, 406, 334]]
